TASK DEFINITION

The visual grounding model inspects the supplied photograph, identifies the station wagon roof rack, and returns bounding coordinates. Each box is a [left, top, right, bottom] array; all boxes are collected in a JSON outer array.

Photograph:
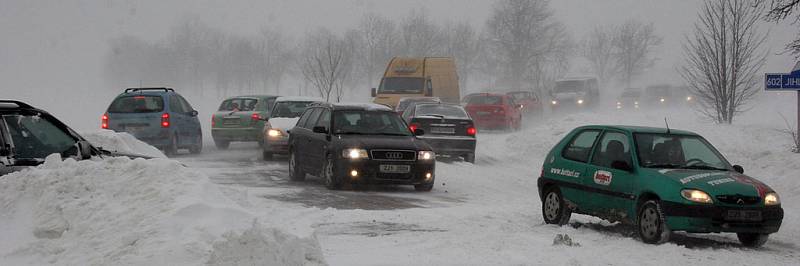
[[0, 100, 34, 109], [124, 87, 174, 93]]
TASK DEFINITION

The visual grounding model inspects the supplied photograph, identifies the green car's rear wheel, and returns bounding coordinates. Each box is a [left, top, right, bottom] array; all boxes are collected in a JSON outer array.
[[737, 233, 769, 248], [637, 200, 671, 244], [542, 186, 570, 225]]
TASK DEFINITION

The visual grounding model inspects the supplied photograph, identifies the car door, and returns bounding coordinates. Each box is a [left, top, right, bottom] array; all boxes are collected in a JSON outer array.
[[298, 108, 323, 172], [585, 130, 636, 219], [555, 129, 602, 209], [307, 108, 331, 174], [290, 108, 314, 162], [177, 95, 201, 143], [168, 95, 188, 143]]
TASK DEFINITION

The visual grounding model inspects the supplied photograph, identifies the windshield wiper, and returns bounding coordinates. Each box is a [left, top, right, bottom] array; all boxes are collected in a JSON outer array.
[[644, 163, 682, 169], [336, 131, 367, 135], [377, 133, 411, 136], [680, 165, 728, 171]]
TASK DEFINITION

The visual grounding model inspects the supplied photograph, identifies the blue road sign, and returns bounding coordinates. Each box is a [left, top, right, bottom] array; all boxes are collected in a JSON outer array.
[[765, 69, 800, 91]]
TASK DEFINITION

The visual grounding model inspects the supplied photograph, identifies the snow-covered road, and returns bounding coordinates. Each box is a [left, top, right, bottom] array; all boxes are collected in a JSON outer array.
[[175, 108, 800, 266]]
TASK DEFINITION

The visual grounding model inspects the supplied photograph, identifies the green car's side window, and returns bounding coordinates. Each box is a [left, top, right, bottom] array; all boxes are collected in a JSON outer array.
[[590, 131, 632, 168], [562, 130, 601, 163]]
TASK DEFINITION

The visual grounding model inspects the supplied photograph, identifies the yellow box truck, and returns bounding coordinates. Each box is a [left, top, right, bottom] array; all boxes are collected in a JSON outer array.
[[371, 57, 460, 108]]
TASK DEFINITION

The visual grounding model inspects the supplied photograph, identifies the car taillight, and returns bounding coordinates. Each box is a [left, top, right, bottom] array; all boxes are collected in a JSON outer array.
[[409, 123, 421, 133], [466, 126, 477, 136], [101, 113, 109, 129], [161, 113, 170, 127], [251, 113, 260, 121], [211, 114, 216, 127]]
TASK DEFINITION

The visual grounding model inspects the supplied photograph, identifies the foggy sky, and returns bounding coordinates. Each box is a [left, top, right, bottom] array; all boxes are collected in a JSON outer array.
[[1, 0, 797, 130]]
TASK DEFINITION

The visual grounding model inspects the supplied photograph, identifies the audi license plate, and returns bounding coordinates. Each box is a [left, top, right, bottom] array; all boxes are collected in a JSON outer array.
[[725, 210, 762, 221], [430, 127, 455, 134], [379, 164, 410, 174]]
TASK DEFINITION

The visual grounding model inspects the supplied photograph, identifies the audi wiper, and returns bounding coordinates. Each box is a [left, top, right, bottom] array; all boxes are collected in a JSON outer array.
[[644, 163, 682, 169]]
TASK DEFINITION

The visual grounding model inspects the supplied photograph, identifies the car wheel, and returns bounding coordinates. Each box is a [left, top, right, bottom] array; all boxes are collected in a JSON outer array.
[[288, 149, 305, 181], [323, 156, 342, 190], [214, 139, 230, 150], [414, 182, 434, 192], [465, 153, 475, 164], [737, 233, 769, 248], [165, 134, 178, 156], [637, 200, 671, 244], [542, 186, 571, 225], [189, 133, 202, 154]]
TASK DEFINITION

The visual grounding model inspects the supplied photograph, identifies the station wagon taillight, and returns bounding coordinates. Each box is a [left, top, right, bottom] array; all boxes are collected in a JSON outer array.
[[466, 126, 477, 136], [161, 113, 170, 127], [101, 113, 109, 129]]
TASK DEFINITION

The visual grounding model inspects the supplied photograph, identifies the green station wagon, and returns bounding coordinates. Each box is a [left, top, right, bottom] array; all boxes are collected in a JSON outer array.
[[537, 125, 783, 247]]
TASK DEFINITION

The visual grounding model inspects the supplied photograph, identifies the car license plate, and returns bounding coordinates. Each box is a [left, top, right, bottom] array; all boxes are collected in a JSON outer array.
[[430, 127, 455, 134], [223, 118, 240, 125], [725, 210, 762, 221], [379, 164, 410, 173]]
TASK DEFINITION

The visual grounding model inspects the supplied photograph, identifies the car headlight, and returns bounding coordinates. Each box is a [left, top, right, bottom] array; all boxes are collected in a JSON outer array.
[[551, 100, 558, 105], [342, 148, 368, 159], [764, 192, 780, 206], [686, 96, 692, 101], [267, 128, 283, 137], [577, 99, 584, 105], [418, 151, 435, 160], [681, 189, 713, 204], [660, 98, 666, 103], [634, 101, 639, 105]]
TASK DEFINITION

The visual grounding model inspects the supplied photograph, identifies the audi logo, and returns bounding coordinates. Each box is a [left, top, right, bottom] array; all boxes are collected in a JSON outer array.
[[737, 198, 745, 205], [385, 152, 404, 159]]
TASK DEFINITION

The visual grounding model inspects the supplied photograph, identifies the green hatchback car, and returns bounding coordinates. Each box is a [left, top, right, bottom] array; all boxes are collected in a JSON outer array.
[[211, 95, 278, 149], [538, 125, 783, 247]]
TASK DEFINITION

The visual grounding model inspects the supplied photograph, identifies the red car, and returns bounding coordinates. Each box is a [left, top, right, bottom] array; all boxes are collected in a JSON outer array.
[[464, 93, 522, 130], [507, 91, 543, 114]]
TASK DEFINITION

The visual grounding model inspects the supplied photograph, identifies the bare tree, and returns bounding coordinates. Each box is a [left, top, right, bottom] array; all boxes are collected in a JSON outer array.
[[441, 21, 481, 90], [352, 13, 399, 88], [583, 25, 620, 86], [680, 0, 768, 124], [613, 20, 662, 87], [299, 28, 353, 102], [485, 0, 569, 89], [257, 28, 294, 93], [758, 0, 800, 57], [399, 9, 443, 56]]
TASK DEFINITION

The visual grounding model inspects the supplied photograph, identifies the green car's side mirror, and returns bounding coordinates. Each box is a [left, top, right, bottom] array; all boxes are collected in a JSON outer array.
[[732, 165, 744, 174]]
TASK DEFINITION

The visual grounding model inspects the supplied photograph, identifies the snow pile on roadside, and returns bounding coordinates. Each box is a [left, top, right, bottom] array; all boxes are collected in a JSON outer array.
[[81, 129, 166, 158], [208, 222, 326, 266], [0, 154, 326, 265]]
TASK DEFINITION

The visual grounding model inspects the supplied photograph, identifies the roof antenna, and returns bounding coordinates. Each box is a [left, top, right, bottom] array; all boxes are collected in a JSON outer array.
[[664, 117, 671, 134]]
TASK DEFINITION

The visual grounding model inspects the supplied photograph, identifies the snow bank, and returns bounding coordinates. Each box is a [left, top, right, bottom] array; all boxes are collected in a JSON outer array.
[[81, 129, 166, 158], [0, 154, 326, 265]]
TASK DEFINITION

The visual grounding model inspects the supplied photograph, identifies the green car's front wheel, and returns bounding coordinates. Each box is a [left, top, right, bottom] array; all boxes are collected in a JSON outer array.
[[637, 200, 671, 244], [542, 186, 570, 225], [737, 233, 769, 248]]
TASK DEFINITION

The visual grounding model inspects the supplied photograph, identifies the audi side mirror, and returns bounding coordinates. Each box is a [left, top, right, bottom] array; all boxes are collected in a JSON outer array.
[[190, 110, 199, 117], [77, 140, 93, 160], [611, 160, 633, 172], [732, 165, 744, 174], [312, 126, 328, 134]]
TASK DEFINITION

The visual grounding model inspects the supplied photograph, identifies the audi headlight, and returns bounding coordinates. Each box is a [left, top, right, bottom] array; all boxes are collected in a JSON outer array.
[[764, 192, 780, 206], [681, 189, 713, 204], [267, 129, 283, 137], [418, 151, 435, 160], [342, 148, 368, 159]]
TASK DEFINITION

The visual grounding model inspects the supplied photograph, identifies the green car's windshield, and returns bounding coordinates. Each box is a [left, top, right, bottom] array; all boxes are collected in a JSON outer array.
[[634, 133, 731, 170], [2, 113, 78, 159], [271, 101, 315, 118], [333, 111, 412, 136]]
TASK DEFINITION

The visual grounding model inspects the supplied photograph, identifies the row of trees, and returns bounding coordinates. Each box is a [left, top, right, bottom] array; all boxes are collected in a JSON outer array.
[[582, 20, 662, 88], [105, 0, 587, 101]]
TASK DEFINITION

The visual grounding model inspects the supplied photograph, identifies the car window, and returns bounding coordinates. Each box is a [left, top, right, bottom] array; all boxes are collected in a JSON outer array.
[[303, 108, 323, 129], [263, 98, 277, 114], [169, 96, 185, 113], [635, 133, 729, 169], [108, 96, 164, 113], [177, 95, 194, 112], [271, 101, 315, 118], [316, 109, 331, 129], [296, 108, 314, 129], [415, 104, 468, 118], [333, 111, 411, 136], [378, 77, 424, 94], [590, 131, 632, 168], [562, 130, 601, 163], [467, 96, 502, 105], [2, 114, 77, 159], [401, 105, 414, 121], [218, 98, 258, 111]]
